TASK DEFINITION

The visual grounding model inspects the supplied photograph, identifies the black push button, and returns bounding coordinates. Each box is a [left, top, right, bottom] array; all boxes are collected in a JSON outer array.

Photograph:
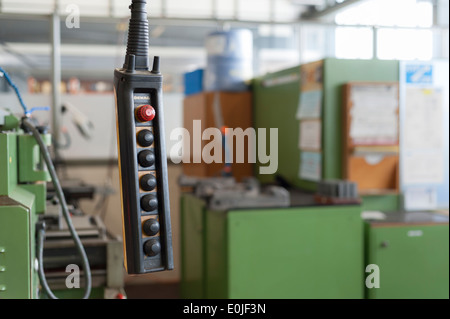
[[141, 194, 158, 212], [143, 219, 160, 236], [137, 130, 154, 147], [138, 150, 155, 167], [140, 174, 157, 191], [144, 239, 161, 257]]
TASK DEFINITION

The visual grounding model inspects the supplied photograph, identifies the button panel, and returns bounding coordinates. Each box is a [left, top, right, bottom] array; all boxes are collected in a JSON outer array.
[[114, 64, 173, 274], [134, 93, 163, 261]]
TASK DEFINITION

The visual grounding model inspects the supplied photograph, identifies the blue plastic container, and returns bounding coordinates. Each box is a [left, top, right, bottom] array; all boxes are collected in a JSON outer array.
[[204, 29, 253, 92], [184, 69, 204, 96]]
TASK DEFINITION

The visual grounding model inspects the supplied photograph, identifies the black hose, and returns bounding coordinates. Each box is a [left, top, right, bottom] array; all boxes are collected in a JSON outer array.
[[36, 226, 55, 299], [124, 0, 149, 70], [23, 118, 92, 299]]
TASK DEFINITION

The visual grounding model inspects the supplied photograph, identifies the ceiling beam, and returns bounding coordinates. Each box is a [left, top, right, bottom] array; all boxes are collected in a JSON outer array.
[[301, 0, 366, 20], [0, 11, 301, 28]]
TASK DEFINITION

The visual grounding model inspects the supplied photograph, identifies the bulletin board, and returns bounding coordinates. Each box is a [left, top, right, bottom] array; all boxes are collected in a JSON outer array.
[[400, 60, 449, 210], [254, 58, 401, 201], [342, 82, 400, 194], [297, 60, 324, 183]]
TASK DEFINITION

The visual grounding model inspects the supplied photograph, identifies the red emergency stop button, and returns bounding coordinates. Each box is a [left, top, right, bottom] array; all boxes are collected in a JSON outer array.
[[136, 105, 156, 122]]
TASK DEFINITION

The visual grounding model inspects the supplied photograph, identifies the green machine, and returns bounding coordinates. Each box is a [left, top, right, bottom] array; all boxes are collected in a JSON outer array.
[[181, 192, 364, 299], [364, 211, 449, 299], [0, 110, 125, 299], [0, 113, 51, 299], [253, 58, 401, 212], [179, 59, 408, 299], [248, 59, 449, 299]]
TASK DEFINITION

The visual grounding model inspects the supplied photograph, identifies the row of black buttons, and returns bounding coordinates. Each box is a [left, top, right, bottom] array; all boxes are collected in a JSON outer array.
[[136, 123, 161, 258], [138, 129, 158, 214]]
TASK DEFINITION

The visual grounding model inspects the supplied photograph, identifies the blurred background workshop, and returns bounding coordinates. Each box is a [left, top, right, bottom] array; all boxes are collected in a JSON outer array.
[[0, 0, 448, 299]]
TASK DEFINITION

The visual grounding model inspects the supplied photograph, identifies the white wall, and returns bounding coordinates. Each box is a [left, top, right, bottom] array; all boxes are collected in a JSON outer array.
[[0, 92, 184, 160]]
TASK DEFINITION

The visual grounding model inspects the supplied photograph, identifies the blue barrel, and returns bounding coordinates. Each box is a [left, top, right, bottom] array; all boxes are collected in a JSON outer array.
[[204, 29, 253, 92]]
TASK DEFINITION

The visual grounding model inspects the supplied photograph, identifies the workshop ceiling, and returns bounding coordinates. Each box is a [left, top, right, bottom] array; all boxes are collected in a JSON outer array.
[[0, 0, 362, 79]]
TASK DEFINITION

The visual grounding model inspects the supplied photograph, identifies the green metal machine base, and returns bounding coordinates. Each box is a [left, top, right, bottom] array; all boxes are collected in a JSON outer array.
[[365, 213, 449, 299], [181, 194, 364, 299], [0, 128, 50, 299]]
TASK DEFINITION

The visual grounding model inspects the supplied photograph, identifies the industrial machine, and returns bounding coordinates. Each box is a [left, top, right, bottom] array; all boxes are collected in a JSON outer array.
[[0, 112, 51, 298], [114, 0, 173, 275], [0, 109, 124, 299], [39, 212, 125, 299], [0, 105, 94, 300], [180, 190, 364, 299], [315, 179, 360, 205], [364, 211, 449, 299], [1, 0, 172, 298], [180, 176, 290, 211]]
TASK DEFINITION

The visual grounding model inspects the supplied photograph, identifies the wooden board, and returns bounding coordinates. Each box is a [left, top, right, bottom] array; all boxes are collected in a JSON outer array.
[[348, 155, 399, 192], [182, 92, 254, 181], [342, 82, 400, 193]]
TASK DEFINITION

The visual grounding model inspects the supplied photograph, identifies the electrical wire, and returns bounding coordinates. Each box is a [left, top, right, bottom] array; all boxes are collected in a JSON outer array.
[[0, 66, 29, 115], [27, 106, 51, 114], [23, 118, 92, 300]]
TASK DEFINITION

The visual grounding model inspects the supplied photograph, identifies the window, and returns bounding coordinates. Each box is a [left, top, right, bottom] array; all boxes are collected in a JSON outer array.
[[377, 28, 433, 61], [335, 27, 373, 59], [335, 0, 434, 60]]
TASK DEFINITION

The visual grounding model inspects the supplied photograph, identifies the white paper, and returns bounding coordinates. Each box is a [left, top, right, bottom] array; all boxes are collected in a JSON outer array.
[[299, 152, 322, 181], [402, 88, 445, 186], [350, 85, 399, 145], [352, 85, 398, 112], [404, 187, 438, 211], [403, 152, 444, 185], [404, 88, 443, 151], [296, 90, 322, 119], [299, 120, 321, 150]]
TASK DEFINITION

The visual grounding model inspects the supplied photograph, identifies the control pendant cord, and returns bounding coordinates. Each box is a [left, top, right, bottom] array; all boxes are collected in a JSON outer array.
[[23, 118, 92, 299]]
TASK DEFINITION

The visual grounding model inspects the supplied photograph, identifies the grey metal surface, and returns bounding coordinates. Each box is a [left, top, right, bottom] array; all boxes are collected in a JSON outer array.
[[317, 179, 358, 199], [106, 240, 124, 289], [41, 213, 125, 291], [208, 185, 290, 211], [188, 176, 291, 210], [51, 12, 62, 155], [367, 211, 449, 225]]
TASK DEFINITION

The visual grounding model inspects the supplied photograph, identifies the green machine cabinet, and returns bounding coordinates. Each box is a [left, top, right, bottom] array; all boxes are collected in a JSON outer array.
[[365, 212, 449, 299], [0, 124, 51, 299], [253, 58, 401, 212], [181, 193, 364, 299]]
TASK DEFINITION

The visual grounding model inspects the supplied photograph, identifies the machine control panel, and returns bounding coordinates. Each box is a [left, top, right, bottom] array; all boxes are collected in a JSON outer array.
[[114, 71, 174, 274], [114, 0, 173, 275]]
